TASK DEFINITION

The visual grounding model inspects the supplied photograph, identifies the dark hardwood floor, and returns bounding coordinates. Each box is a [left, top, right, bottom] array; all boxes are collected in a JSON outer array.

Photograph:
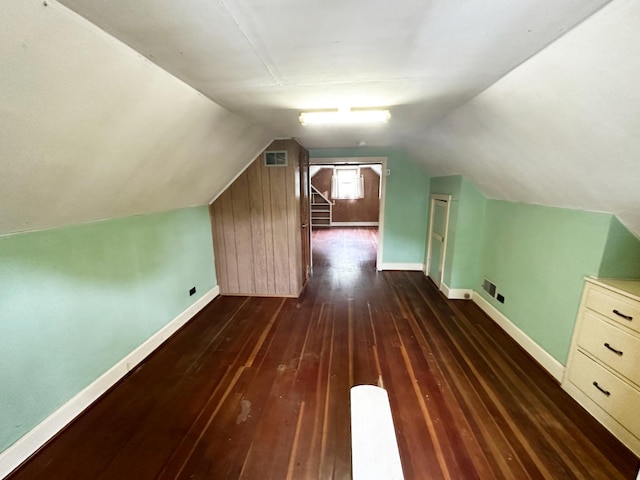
[[9, 227, 639, 479]]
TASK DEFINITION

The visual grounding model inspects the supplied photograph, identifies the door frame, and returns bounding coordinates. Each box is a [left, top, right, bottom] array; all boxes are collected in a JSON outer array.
[[299, 147, 311, 282], [308, 156, 387, 271], [425, 194, 451, 288]]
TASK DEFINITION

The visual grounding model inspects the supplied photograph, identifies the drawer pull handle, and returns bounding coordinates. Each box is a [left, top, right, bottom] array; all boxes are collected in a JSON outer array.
[[612, 309, 633, 321], [604, 343, 623, 356], [593, 381, 611, 397]]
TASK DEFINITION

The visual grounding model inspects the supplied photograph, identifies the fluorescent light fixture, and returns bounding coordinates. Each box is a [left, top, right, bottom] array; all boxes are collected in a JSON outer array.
[[299, 108, 390, 126]]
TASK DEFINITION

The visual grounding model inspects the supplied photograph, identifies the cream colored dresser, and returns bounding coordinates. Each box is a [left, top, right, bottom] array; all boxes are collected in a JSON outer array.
[[563, 277, 640, 456]]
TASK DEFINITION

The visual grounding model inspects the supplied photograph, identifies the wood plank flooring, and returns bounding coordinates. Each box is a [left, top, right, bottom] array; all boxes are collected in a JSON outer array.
[[8, 227, 639, 479]]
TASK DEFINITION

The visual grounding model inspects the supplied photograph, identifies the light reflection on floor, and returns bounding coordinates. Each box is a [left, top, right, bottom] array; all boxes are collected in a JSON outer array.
[[311, 227, 378, 291]]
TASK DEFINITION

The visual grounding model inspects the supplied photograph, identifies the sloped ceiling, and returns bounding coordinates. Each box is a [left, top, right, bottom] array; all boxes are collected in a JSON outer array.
[[56, 0, 610, 149], [406, 0, 640, 237], [0, 1, 271, 235], [4, 0, 639, 237]]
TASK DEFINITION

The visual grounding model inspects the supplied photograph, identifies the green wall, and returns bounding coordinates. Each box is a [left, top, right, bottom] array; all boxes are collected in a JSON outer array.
[[430, 176, 486, 288], [478, 201, 613, 364], [599, 216, 640, 278], [454, 178, 487, 288], [429, 175, 640, 365], [0, 206, 216, 452], [310, 147, 430, 265]]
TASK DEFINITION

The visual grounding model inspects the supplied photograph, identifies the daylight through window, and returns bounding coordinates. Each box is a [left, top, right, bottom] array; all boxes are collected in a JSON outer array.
[[331, 167, 364, 199]]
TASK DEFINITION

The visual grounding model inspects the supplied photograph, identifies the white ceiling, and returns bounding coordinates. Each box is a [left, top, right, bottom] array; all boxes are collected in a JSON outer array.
[[408, 0, 640, 237], [0, 1, 271, 235], [57, 0, 610, 149], [5, 0, 639, 238]]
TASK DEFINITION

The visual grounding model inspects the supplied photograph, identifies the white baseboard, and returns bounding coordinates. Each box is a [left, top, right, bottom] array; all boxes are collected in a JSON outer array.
[[471, 291, 564, 383], [380, 263, 424, 271], [440, 283, 473, 300], [331, 222, 379, 227], [0, 285, 220, 479]]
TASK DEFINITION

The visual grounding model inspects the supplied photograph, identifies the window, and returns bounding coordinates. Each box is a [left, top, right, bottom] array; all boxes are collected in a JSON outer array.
[[264, 150, 287, 167], [331, 166, 364, 199]]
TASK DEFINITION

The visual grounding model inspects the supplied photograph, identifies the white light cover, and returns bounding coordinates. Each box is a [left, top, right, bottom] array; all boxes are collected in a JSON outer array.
[[299, 108, 390, 126]]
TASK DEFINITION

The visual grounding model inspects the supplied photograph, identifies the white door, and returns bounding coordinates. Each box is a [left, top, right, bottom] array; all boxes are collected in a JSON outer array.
[[425, 195, 451, 288]]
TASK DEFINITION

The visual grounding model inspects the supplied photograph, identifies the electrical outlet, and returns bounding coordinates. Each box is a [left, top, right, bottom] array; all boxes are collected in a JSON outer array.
[[189, 286, 196, 296], [497, 293, 505, 303]]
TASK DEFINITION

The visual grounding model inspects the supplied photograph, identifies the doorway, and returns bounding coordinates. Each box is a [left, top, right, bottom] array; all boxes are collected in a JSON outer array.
[[425, 194, 451, 288], [308, 156, 388, 271]]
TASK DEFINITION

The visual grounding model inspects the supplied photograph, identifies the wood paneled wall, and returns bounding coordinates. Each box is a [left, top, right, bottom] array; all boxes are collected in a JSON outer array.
[[210, 140, 305, 297], [312, 167, 380, 223]]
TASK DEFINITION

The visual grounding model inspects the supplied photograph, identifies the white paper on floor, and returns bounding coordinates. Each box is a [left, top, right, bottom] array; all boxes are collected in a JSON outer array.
[[350, 384, 404, 480]]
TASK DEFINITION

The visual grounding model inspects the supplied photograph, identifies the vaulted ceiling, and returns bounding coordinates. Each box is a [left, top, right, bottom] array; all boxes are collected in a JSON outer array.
[[57, 0, 610, 148], [3, 0, 639, 237]]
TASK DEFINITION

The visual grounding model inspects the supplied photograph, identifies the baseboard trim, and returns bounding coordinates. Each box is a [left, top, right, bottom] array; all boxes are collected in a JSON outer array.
[[471, 291, 564, 383], [380, 263, 424, 271], [0, 285, 220, 479], [440, 283, 473, 300], [331, 222, 379, 227]]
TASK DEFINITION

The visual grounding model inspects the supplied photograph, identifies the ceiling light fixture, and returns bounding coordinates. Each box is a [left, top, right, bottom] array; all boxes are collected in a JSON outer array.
[[299, 107, 390, 126]]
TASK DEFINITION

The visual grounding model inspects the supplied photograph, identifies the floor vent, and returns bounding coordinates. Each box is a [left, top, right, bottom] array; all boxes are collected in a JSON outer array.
[[482, 278, 497, 297]]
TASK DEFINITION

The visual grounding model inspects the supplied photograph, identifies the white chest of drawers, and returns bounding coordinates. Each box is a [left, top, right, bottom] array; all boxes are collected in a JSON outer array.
[[563, 277, 640, 457]]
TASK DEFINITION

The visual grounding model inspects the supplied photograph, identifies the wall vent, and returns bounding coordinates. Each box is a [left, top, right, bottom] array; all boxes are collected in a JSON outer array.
[[482, 278, 497, 297], [264, 150, 287, 167]]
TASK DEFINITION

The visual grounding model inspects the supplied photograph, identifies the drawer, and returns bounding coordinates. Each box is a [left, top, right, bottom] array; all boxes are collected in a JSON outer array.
[[568, 351, 640, 440], [578, 311, 640, 388], [585, 286, 640, 334]]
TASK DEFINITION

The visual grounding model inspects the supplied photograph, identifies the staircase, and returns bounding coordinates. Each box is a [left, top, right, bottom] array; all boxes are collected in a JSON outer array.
[[311, 185, 332, 227]]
